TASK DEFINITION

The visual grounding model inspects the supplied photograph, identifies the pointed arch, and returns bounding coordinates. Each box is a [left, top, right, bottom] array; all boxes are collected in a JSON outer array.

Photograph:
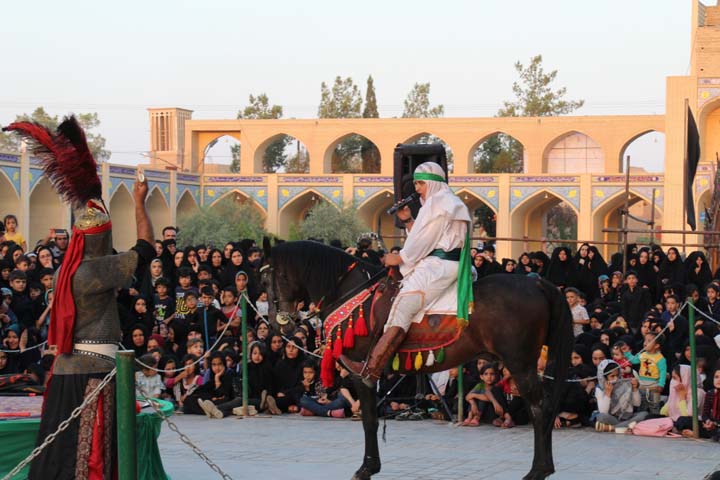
[[469, 131, 526, 174], [278, 189, 337, 238], [697, 188, 713, 231], [146, 185, 171, 243], [700, 97, 720, 164], [542, 130, 604, 174], [202, 134, 242, 173], [456, 189, 498, 240], [592, 189, 663, 259], [619, 130, 666, 173], [109, 184, 136, 251], [0, 169, 20, 222], [253, 133, 310, 173], [356, 189, 398, 240], [510, 189, 578, 258], [29, 177, 66, 248], [208, 189, 266, 218], [177, 189, 200, 221], [323, 132, 381, 174]]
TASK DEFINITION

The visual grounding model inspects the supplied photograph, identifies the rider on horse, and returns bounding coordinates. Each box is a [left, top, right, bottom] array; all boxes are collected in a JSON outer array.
[[342, 161, 474, 387]]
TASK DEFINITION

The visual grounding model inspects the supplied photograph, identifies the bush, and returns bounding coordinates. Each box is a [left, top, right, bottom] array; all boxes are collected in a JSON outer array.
[[293, 201, 365, 247], [176, 198, 267, 249]]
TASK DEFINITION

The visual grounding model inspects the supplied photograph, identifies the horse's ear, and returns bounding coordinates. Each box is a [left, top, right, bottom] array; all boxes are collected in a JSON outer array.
[[263, 236, 272, 259]]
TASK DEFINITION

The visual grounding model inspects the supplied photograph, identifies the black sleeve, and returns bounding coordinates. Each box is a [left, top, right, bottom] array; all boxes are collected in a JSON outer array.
[[131, 239, 156, 266]]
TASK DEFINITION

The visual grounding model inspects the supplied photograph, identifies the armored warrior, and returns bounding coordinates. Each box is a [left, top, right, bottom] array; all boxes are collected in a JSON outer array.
[[3, 117, 155, 479]]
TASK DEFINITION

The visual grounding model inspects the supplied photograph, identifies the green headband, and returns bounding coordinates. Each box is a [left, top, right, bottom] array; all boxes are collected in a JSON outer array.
[[413, 172, 447, 183]]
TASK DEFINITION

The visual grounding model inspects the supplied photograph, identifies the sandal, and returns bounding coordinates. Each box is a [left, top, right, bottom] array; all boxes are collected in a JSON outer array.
[[502, 418, 515, 429], [492, 418, 503, 427]]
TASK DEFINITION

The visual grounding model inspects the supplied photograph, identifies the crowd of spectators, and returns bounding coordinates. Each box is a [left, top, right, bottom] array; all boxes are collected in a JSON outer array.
[[2, 212, 720, 439]]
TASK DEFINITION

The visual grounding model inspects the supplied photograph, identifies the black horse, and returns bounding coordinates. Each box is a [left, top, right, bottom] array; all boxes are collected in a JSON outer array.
[[261, 241, 573, 480]]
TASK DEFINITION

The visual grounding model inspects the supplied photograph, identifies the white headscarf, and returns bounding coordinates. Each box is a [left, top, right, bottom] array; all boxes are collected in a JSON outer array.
[[413, 162, 471, 223]]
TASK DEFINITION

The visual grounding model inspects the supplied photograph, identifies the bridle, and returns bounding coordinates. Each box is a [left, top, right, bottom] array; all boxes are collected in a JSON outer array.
[[260, 260, 387, 335]]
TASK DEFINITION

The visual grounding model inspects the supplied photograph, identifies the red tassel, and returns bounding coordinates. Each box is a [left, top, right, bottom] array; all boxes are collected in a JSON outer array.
[[321, 342, 335, 387], [355, 306, 368, 337], [404, 351, 412, 371], [332, 328, 343, 359], [343, 318, 355, 349]]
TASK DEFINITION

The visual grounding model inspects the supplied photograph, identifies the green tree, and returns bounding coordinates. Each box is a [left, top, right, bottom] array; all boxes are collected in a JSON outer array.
[[318, 76, 377, 172], [362, 76, 379, 118], [176, 196, 267, 248], [498, 55, 584, 117], [0, 107, 110, 161], [292, 201, 365, 246], [231, 94, 286, 173], [473, 134, 524, 173], [401, 83, 444, 118], [495, 55, 584, 241], [318, 76, 362, 119]]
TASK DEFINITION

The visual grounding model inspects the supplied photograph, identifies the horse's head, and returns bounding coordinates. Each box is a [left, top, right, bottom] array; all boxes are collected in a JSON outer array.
[[259, 247, 299, 337]]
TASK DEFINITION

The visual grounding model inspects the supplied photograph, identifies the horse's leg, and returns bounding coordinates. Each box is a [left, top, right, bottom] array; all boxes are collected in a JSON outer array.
[[351, 380, 381, 480], [514, 371, 553, 480]]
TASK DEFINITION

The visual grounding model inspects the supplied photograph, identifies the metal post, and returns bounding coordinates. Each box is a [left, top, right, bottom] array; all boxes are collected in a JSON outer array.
[[688, 299, 700, 438], [650, 188, 656, 246], [622, 156, 631, 278], [241, 294, 249, 416], [116, 350, 137, 480], [457, 365, 464, 423]]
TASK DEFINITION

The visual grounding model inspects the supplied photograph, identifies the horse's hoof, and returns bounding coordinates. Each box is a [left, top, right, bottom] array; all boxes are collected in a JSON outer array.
[[522, 468, 554, 480], [351, 461, 381, 480]]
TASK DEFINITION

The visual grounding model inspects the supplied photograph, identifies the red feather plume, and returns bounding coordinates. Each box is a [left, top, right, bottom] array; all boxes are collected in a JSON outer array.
[[2, 116, 101, 208]]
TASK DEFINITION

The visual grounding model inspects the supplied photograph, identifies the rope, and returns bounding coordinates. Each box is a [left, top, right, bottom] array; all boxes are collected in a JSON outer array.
[[541, 300, 688, 383], [133, 296, 243, 373], [688, 302, 720, 327], [135, 384, 233, 479], [0, 341, 48, 353], [241, 292, 323, 359], [1, 368, 117, 480]]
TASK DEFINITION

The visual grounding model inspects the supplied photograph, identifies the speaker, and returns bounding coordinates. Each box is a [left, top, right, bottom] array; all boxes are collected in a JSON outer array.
[[392, 143, 448, 228]]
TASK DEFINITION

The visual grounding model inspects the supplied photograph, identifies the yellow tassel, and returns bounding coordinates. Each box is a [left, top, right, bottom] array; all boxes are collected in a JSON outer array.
[[414, 351, 423, 371], [468, 302, 474, 315], [392, 353, 400, 371], [425, 349, 435, 367]]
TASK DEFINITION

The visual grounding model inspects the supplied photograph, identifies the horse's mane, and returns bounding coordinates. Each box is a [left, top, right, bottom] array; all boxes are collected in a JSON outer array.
[[271, 241, 381, 301]]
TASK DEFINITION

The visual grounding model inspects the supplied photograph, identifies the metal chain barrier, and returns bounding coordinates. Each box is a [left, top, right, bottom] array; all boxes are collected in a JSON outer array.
[[0, 341, 48, 353], [540, 300, 687, 383], [1, 368, 117, 480], [688, 302, 720, 327], [136, 384, 233, 480], [241, 292, 323, 359]]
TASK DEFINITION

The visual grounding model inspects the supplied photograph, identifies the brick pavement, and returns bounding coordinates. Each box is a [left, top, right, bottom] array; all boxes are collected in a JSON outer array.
[[158, 415, 720, 479]]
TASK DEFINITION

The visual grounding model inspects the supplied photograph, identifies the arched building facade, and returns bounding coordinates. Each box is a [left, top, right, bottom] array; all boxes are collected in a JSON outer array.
[[2, 1, 719, 258]]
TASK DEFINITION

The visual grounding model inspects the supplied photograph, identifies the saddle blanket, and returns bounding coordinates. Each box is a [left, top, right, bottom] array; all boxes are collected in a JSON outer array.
[[399, 313, 463, 353]]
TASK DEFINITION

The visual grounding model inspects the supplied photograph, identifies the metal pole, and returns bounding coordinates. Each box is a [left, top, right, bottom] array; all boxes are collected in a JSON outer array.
[[688, 299, 700, 438], [650, 188, 656, 246], [622, 155, 631, 278], [241, 294, 249, 416], [116, 350, 137, 480], [457, 365, 464, 424]]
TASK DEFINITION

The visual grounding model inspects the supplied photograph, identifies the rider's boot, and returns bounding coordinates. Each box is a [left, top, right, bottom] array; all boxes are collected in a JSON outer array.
[[340, 326, 407, 388]]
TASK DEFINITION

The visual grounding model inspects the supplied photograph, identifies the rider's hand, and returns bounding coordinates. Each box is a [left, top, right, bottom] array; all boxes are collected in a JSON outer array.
[[383, 253, 403, 267], [396, 205, 412, 222]]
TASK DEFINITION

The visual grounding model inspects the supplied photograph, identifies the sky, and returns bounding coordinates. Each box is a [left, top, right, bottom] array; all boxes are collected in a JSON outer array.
[[0, 0, 704, 171]]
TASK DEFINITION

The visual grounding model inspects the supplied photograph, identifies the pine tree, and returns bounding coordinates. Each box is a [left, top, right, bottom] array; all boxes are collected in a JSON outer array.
[[363, 76, 379, 118]]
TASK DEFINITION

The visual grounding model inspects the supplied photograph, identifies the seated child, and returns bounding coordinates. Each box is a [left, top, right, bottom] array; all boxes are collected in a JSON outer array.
[[135, 353, 163, 399]]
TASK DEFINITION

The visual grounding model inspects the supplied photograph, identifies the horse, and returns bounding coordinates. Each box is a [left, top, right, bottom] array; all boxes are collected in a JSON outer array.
[[260, 240, 573, 480]]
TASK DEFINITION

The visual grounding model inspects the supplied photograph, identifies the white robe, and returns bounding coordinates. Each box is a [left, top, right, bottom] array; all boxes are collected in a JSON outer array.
[[388, 187, 471, 330]]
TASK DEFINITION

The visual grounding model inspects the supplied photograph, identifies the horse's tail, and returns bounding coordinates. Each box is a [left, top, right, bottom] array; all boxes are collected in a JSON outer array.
[[538, 279, 573, 417]]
